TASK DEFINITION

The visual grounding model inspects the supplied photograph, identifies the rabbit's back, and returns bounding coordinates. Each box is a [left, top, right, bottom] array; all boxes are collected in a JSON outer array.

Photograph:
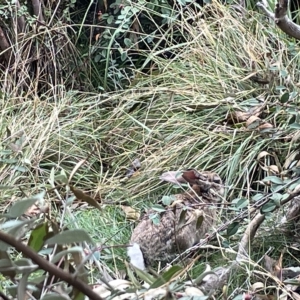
[[128, 169, 224, 267], [130, 200, 216, 265]]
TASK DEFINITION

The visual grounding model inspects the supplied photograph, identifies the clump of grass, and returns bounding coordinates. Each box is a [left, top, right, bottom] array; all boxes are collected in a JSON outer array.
[[1, 0, 300, 297]]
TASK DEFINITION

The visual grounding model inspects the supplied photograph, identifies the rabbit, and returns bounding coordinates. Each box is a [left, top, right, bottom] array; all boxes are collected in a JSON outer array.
[[127, 169, 224, 269]]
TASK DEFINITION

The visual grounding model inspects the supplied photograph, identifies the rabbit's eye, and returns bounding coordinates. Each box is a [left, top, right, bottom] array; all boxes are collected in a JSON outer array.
[[213, 177, 221, 184]]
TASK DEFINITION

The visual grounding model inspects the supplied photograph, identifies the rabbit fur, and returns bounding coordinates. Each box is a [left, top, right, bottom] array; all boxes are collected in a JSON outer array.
[[128, 169, 224, 269]]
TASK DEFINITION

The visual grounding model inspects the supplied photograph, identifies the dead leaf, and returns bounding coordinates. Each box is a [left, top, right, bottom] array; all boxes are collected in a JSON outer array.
[[159, 171, 185, 185], [264, 254, 277, 273], [257, 151, 273, 160], [268, 165, 279, 174], [184, 287, 204, 296], [227, 105, 263, 123], [69, 159, 87, 183], [264, 254, 282, 279], [9, 143, 22, 153], [70, 186, 101, 211], [121, 205, 140, 221], [246, 116, 261, 129], [258, 123, 274, 131], [283, 151, 300, 170], [170, 199, 184, 207], [93, 279, 134, 299], [72, 251, 88, 283], [228, 110, 250, 123], [103, 0, 107, 11], [251, 282, 265, 292]]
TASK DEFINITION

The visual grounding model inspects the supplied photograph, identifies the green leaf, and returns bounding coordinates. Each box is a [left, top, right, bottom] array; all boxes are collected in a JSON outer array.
[[124, 38, 132, 47], [0, 219, 37, 251], [280, 92, 290, 103], [234, 198, 248, 209], [121, 51, 127, 61], [232, 294, 244, 300], [0, 220, 27, 230], [161, 195, 175, 206], [270, 193, 282, 206], [8, 191, 45, 218], [227, 221, 240, 236], [45, 229, 93, 245], [151, 204, 166, 213], [12, 165, 27, 172], [149, 213, 160, 225], [132, 265, 156, 284], [280, 70, 288, 78], [125, 262, 142, 288], [289, 123, 300, 129], [15, 258, 37, 273], [272, 184, 285, 193], [252, 194, 264, 201], [150, 265, 182, 288], [40, 294, 71, 300], [261, 201, 277, 214], [107, 15, 114, 24], [221, 239, 229, 248], [55, 169, 68, 184], [73, 291, 85, 300], [263, 176, 284, 185], [28, 222, 49, 252], [283, 278, 300, 285], [6, 285, 17, 298], [286, 107, 299, 115]]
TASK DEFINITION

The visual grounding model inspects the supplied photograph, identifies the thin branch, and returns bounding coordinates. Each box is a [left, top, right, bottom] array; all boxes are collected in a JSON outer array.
[[256, 2, 275, 19], [15, 0, 26, 32], [237, 212, 265, 261], [257, 0, 300, 40], [0, 231, 103, 300], [32, 0, 45, 23]]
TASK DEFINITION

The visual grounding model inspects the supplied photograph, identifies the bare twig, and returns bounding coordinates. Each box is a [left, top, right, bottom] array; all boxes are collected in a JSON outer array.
[[257, 0, 300, 40], [31, 0, 45, 23], [15, 0, 26, 32], [0, 231, 103, 300]]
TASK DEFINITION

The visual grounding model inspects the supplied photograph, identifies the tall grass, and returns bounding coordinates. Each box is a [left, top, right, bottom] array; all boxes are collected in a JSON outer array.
[[1, 0, 300, 297]]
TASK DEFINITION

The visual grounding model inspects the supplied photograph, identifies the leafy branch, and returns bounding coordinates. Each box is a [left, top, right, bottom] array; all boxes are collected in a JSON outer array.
[[0, 230, 103, 300]]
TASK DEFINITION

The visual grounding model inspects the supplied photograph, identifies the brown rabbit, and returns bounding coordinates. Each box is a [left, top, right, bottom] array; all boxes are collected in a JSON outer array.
[[128, 169, 224, 269]]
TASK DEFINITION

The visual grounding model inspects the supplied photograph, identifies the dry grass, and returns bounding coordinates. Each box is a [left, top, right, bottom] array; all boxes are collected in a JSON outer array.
[[1, 1, 300, 298]]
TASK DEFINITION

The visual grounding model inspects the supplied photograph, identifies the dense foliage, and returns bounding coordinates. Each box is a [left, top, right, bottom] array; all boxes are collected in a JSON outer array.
[[1, 0, 300, 299]]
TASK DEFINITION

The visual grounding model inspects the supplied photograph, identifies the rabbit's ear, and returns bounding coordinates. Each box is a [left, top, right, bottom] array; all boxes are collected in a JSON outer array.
[[159, 171, 186, 185], [181, 169, 201, 184]]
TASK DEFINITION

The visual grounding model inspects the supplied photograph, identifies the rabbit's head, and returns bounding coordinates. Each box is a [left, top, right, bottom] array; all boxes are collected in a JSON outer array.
[[160, 169, 224, 201]]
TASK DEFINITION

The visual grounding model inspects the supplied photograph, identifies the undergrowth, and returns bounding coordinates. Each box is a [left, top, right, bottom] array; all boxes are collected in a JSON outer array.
[[1, 1, 300, 299]]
